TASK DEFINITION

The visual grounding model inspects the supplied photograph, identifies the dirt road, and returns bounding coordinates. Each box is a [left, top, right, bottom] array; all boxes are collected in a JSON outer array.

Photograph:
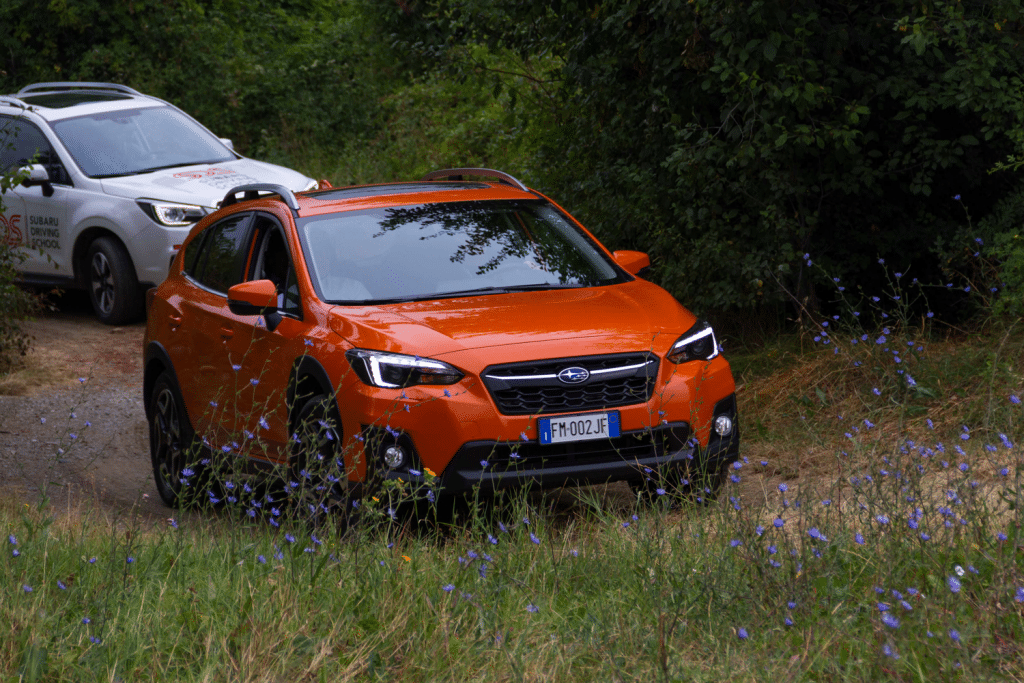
[[0, 292, 169, 519]]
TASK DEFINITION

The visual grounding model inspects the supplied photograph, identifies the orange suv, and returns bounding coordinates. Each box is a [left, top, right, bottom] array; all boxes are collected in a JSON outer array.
[[142, 168, 739, 508]]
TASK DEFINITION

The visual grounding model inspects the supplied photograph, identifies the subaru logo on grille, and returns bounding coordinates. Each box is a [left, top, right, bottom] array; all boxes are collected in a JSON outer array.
[[557, 366, 590, 384]]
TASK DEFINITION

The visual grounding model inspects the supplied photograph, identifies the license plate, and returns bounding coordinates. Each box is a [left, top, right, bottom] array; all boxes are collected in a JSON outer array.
[[538, 411, 620, 445]]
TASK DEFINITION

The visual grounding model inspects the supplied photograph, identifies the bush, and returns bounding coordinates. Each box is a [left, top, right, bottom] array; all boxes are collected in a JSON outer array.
[[0, 132, 38, 374]]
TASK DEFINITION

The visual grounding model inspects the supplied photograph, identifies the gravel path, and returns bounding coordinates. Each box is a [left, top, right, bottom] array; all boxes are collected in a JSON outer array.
[[0, 294, 168, 520]]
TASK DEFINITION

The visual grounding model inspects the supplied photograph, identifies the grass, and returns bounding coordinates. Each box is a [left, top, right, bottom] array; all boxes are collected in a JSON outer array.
[[3, 267, 1024, 681]]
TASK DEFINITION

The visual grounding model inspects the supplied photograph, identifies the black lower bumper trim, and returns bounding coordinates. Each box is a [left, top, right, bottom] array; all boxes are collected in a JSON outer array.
[[439, 414, 739, 494]]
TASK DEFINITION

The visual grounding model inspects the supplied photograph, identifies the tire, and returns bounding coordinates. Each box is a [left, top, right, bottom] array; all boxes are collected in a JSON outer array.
[[290, 394, 351, 519], [148, 370, 200, 508], [87, 236, 143, 325]]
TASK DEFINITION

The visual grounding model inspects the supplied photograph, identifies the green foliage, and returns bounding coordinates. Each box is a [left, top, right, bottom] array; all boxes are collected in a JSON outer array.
[[0, 0, 384, 167], [400, 0, 1024, 317], [0, 124, 37, 375]]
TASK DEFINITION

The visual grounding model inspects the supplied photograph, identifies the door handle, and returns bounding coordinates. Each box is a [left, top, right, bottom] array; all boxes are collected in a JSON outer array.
[[219, 326, 234, 339], [168, 314, 182, 328]]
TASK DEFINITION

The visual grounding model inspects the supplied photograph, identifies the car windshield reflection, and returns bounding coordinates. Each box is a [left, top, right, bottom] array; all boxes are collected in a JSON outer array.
[[298, 200, 626, 304], [52, 106, 235, 178]]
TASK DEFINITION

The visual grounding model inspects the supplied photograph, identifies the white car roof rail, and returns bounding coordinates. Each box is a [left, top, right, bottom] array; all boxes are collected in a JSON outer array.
[[421, 167, 529, 192], [17, 82, 144, 97]]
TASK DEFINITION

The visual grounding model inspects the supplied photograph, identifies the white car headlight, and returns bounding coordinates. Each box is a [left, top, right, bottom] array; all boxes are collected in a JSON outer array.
[[345, 349, 464, 388], [137, 200, 208, 227]]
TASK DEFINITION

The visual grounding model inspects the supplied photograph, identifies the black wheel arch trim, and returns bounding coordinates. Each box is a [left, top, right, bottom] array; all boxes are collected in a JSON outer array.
[[144, 341, 184, 419], [287, 355, 336, 433]]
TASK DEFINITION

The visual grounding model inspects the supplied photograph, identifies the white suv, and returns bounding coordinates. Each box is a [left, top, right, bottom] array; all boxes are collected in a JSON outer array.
[[0, 82, 317, 324]]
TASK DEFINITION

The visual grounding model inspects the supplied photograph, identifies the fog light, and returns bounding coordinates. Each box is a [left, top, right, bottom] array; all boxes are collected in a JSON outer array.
[[383, 445, 406, 469], [713, 415, 733, 437]]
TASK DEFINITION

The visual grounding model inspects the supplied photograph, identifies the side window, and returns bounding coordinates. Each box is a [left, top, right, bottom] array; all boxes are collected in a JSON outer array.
[[180, 230, 206, 277], [190, 214, 252, 294], [250, 215, 302, 317], [0, 116, 71, 185]]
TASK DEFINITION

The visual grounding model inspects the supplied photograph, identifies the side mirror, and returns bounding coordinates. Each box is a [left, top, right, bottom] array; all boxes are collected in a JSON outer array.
[[228, 279, 283, 331], [219, 137, 235, 151], [21, 164, 54, 197], [612, 250, 651, 277]]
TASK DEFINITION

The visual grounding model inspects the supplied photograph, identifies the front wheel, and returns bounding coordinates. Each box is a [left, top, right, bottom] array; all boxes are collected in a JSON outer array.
[[290, 394, 352, 519], [87, 236, 143, 325]]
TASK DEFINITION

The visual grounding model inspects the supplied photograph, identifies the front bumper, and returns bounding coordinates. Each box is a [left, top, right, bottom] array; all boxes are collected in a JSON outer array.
[[353, 393, 740, 495]]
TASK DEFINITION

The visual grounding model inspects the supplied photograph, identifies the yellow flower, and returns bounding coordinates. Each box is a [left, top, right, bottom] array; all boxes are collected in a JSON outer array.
[[402, 555, 411, 562], [424, 467, 437, 478]]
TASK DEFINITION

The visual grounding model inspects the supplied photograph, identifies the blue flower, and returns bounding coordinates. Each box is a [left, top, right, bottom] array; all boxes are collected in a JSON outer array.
[[954, 194, 961, 201], [778, 483, 788, 493], [526, 603, 539, 613], [442, 584, 455, 592], [882, 613, 900, 629], [730, 539, 742, 548], [737, 628, 749, 640], [875, 515, 889, 525], [949, 628, 960, 643], [530, 533, 540, 545], [947, 576, 961, 593]]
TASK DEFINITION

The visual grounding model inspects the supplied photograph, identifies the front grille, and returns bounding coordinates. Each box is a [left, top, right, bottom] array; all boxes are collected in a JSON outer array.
[[482, 352, 658, 415]]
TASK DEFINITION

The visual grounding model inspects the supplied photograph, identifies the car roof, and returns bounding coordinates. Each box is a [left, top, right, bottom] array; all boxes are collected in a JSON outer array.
[[0, 82, 168, 121], [220, 170, 541, 217]]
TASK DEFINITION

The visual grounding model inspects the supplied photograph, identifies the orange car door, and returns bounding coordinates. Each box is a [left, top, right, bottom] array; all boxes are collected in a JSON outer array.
[[176, 212, 254, 446], [222, 214, 309, 465]]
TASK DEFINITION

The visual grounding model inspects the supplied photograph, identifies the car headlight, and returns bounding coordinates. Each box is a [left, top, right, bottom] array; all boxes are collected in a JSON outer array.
[[345, 349, 464, 388], [137, 200, 208, 227], [667, 320, 719, 364]]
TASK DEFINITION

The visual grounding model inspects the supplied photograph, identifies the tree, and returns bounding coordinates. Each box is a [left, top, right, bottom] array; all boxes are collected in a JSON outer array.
[[393, 0, 1024, 317]]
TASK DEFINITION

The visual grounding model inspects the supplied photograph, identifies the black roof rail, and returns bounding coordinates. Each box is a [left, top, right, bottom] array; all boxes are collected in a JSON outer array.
[[17, 82, 144, 97], [221, 184, 300, 212], [421, 168, 529, 192]]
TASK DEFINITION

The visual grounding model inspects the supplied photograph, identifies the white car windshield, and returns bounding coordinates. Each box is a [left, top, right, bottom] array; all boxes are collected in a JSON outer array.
[[298, 200, 626, 304], [51, 105, 235, 178]]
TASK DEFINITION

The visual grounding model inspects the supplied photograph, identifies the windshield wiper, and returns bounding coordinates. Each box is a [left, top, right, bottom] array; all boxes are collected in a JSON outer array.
[[95, 159, 232, 178], [347, 283, 587, 305]]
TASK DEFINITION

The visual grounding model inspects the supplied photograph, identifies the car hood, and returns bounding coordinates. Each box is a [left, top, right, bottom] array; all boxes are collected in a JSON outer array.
[[329, 280, 697, 363], [99, 157, 313, 208]]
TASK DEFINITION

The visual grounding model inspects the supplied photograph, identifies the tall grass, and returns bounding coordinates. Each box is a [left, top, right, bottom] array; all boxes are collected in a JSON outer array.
[[3, 264, 1024, 682]]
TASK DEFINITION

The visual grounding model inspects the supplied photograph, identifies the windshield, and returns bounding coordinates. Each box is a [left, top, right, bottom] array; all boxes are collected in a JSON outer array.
[[298, 200, 626, 304], [50, 105, 235, 178]]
